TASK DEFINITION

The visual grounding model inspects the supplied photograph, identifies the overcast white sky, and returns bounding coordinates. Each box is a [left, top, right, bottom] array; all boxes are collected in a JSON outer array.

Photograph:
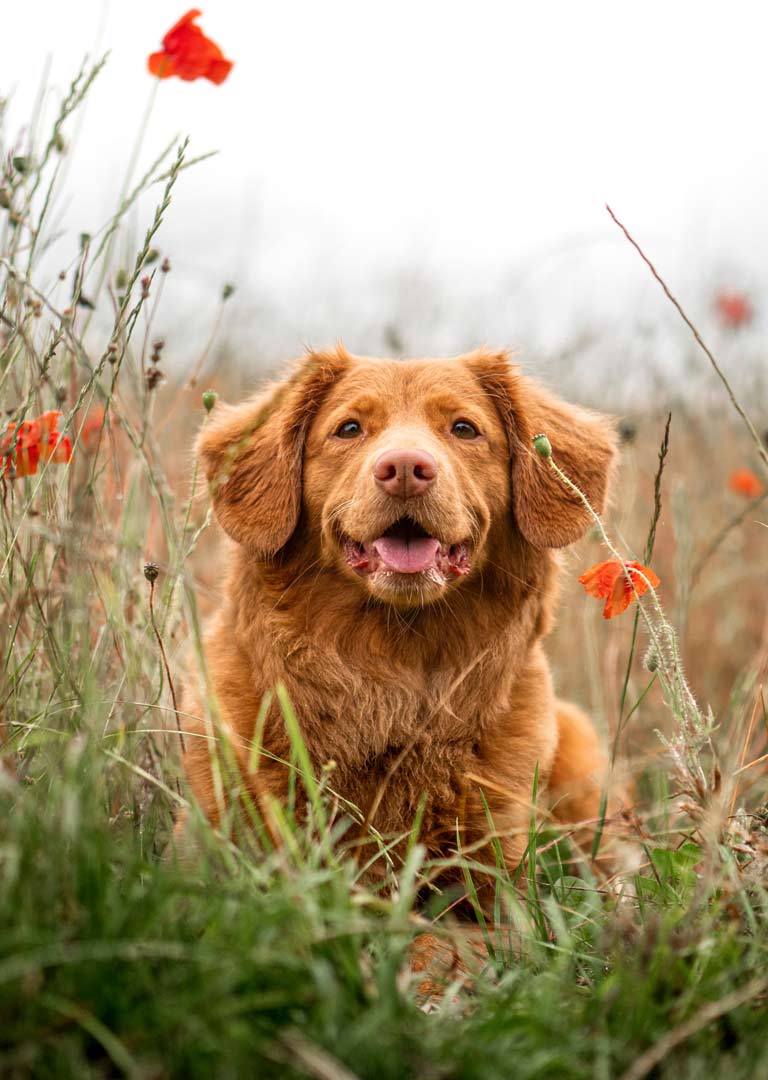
[[3, 1, 768, 393]]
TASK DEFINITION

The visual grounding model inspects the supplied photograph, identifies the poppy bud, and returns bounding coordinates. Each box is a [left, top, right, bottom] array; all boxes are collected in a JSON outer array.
[[222, 282, 235, 301], [644, 645, 659, 673], [53, 132, 67, 154], [145, 248, 160, 265], [12, 156, 30, 175], [202, 389, 218, 413], [143, 562, 159, 583], [532, 433, 552, 459], [115, 269, 128, 290], [0, 188, 10, 209]]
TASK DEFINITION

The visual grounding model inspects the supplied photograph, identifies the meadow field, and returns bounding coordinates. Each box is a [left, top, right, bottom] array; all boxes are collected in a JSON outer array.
[[2, 57, 768, 1079]]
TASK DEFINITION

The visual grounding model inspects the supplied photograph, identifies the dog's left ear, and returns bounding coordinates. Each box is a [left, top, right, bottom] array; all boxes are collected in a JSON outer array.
[[467, 349, 617, 549]]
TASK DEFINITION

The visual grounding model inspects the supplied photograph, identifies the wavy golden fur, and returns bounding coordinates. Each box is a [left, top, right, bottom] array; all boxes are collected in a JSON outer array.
[[181, 345, 622, 897]]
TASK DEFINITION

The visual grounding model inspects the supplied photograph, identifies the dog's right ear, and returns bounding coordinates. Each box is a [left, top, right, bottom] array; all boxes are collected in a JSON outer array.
[[196, 349, 350, 555]]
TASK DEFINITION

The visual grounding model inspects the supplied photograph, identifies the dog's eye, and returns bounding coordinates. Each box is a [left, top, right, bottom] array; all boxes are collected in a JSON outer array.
[[336, 419, 362, 439], [451, 419, 480, 440]]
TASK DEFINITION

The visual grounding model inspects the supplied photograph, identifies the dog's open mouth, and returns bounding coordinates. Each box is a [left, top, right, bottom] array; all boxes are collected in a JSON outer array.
[[343, 517, 471, 579]]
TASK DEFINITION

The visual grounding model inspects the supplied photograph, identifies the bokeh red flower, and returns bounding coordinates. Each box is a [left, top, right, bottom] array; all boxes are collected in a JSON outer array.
[[715, 291, 753, 330], [578, 559, 660, 620], [728, 468, 765, 499], [148, 9, 233, 84], [81, 408, 106, 453], [2, 411, 72, 479]]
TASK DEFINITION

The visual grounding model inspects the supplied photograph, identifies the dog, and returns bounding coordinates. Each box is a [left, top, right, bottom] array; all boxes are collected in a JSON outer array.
[[180, 345, 621, 898]]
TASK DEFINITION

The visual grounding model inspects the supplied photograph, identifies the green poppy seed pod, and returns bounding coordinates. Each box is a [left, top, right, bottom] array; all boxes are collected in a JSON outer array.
[[12, 156, 30, 175], [532, 432, 552, 459], [202, 389, 218, 413], [222, 282, 235, 301]]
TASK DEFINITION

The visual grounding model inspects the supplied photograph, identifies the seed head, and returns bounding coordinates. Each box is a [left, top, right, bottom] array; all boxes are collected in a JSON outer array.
[[202, 389, 218, 413], [532, 432, 552, 459], [145, 367, 164, 392], [143, 562, 159, 584]]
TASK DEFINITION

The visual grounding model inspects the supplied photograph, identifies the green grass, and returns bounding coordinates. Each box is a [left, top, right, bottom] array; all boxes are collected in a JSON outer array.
[[2, 57, 768, 1080], [2, 749, 768, 1078]]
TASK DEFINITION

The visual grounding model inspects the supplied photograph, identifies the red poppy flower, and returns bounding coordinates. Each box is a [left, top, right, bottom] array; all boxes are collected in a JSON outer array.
[[715, 291, 753, 330], [728, 468, 765, 499], [1, 410, 72, 479], [148, 10, 233, 84], [1, 420, 41, 477], [578, 559, 660, 620], [81, 408, 106, 453]]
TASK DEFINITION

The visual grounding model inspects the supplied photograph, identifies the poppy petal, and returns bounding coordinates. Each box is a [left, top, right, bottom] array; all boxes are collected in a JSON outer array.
[[579, 558, 660, 620], [51, 435, 73, 464], [604, 571, 632, 619], [206, 58, 233, 84], [148, 51, 177, 78], [162, 8, 204, 48]]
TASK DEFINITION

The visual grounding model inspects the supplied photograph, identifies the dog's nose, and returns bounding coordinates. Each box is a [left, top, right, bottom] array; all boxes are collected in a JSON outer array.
[[373, 449, 437, 498]]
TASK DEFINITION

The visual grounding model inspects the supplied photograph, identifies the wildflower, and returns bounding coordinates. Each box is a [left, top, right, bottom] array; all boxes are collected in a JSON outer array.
[[728, 467, 765, 499], [715, 290, 753, 330], [81, 408, 106, 453], [148, 9, 233, 84], [1, 410, 72, 479], [578, 559, 660, 620]]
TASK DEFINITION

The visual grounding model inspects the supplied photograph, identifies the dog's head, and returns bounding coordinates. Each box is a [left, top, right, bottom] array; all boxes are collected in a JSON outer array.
[[198, 346, 616, 608]]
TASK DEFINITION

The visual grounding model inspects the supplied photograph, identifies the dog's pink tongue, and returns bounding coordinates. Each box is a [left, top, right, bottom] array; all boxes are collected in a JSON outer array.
[[372, 536, 440, 573]]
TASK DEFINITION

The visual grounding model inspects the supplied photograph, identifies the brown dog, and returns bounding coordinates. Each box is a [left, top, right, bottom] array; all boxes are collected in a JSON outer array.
[[181, 345, 620, 891]]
